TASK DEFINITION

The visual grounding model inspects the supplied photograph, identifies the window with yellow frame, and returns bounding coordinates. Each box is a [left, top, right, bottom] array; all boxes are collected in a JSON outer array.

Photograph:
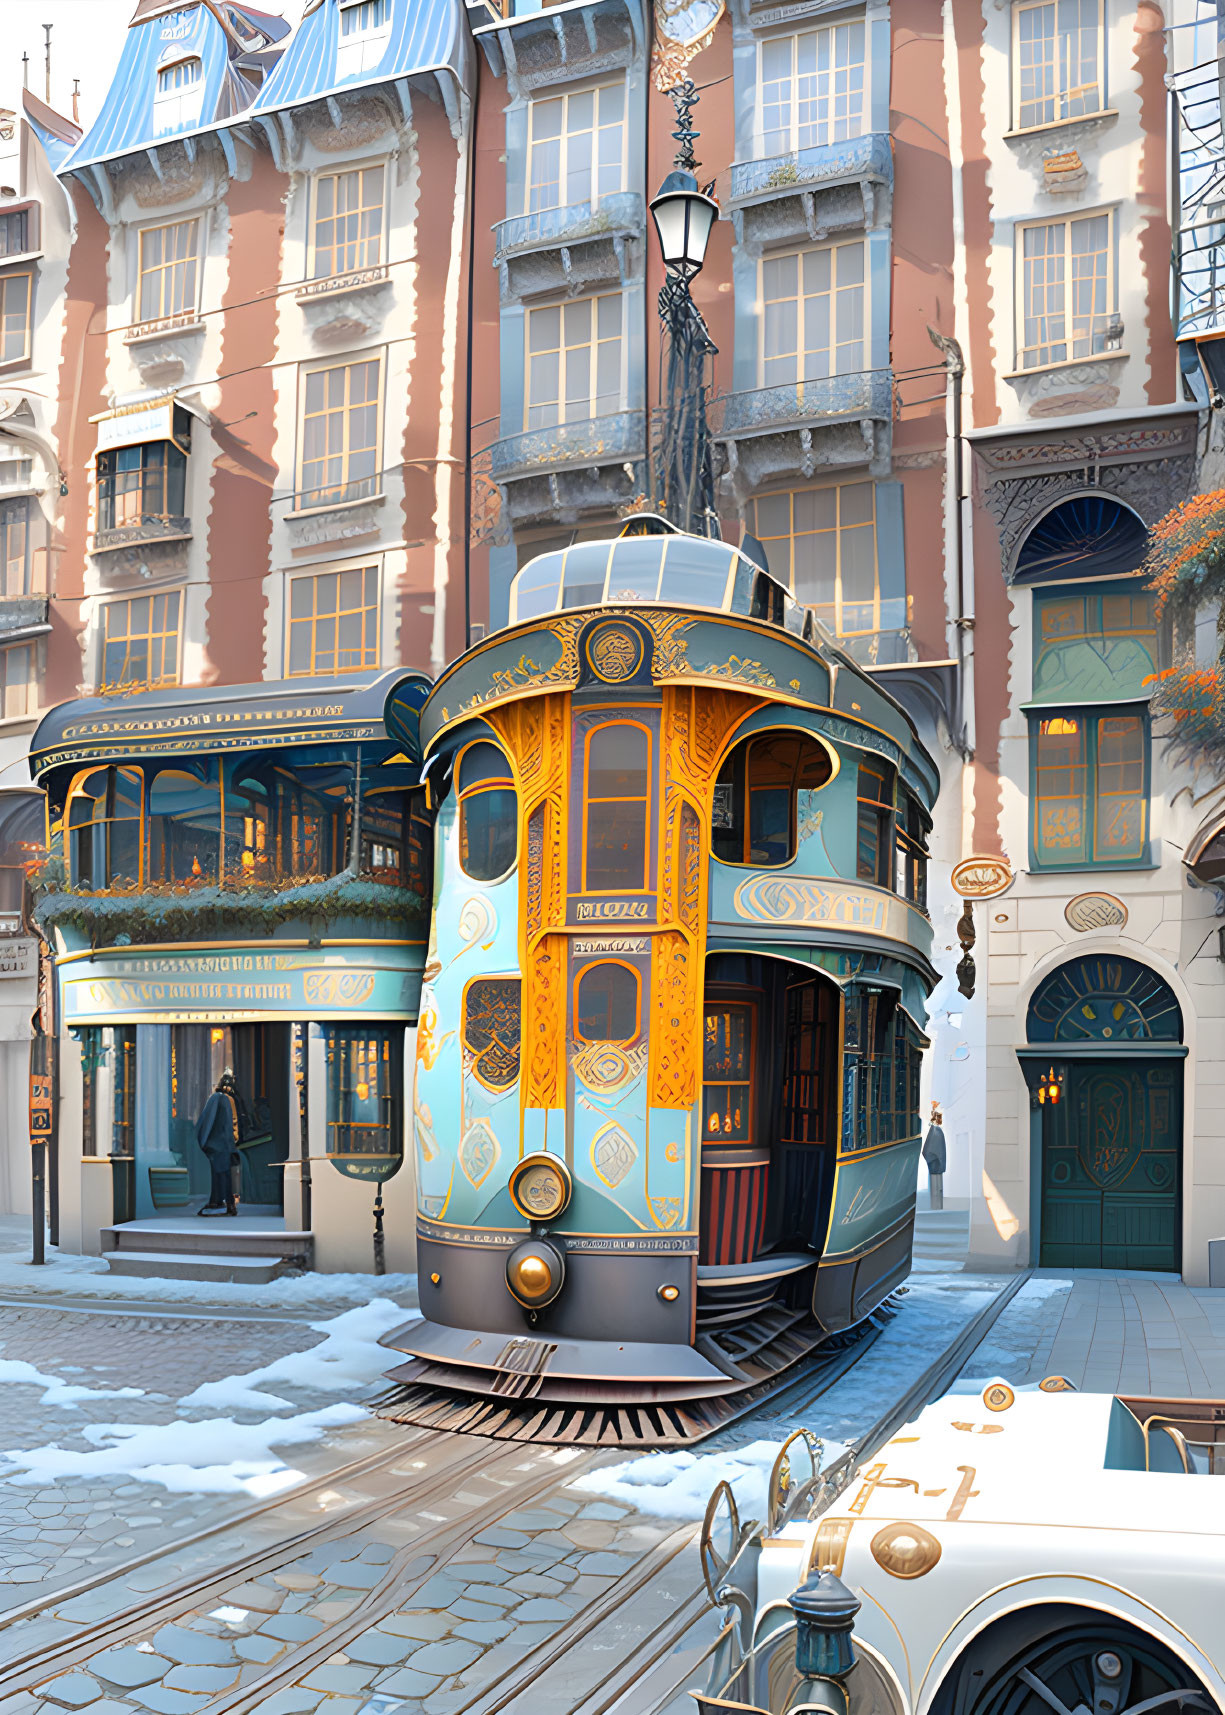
[[310, 165, 386, 281], [287, 565, 379, 676], [0, 271, 32, 366], [101, 591, 181, 691], [1030, 708, 1149, 868], [583, 720, 651, 893], [297, 356, 382, 509], [137, 219, 200, 324], [574, 961, 640, 1044]]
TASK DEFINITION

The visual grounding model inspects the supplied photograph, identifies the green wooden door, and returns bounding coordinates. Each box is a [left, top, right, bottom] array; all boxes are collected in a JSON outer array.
[[1040, 1059, 1181, 1271]]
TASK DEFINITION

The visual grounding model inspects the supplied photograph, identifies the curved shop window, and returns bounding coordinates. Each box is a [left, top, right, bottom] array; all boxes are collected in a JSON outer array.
[[575, 961, 640, 1044], [223, 758, 349, 883], [324, 1026, 404, 1180], [584, 721, 650, 892], [457, 742, 517, 882], [712, 731, 833, 866], [67, 766, 143, 889], [146, 764, 221, 884]]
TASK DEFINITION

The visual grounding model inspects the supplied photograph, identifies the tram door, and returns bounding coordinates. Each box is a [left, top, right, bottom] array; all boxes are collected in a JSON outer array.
[[776, 978, 837, 1250], [699, 995, 766, 1264]]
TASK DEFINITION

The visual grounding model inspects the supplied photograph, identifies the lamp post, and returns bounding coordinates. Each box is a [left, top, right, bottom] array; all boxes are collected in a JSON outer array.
[[649, 80, 720, 537]]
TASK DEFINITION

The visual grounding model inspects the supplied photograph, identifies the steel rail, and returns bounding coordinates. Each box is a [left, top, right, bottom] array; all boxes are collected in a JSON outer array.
[[0, 1428, 495, 1695]]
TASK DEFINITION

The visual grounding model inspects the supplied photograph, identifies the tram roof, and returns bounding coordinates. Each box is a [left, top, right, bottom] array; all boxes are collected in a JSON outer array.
[[508, 523, 817, 640], [29, 668, 430, 780]]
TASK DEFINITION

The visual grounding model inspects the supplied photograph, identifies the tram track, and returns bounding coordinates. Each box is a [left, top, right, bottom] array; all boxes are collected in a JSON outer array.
[[0, 1427, 502, 1693], [1, 1269, 1033, 1712]]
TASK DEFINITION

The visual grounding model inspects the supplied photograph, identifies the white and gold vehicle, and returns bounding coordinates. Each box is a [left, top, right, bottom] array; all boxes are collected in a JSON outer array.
[[695, 1383, 1225, 1715]]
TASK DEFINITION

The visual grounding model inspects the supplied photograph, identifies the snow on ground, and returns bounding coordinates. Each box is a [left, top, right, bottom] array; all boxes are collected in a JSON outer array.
[[0, 1302, 416, 1495], [0, 1243, 418, 1311], [949, 1273, 1075, 1393], [179, 1299, 416, 1412], [0, 1356, 145, 1408], [0, 1404, 366, 1495]]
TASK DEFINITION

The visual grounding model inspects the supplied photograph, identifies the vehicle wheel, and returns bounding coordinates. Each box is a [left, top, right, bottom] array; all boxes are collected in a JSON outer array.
[[931, 1605, 1218, 1715]]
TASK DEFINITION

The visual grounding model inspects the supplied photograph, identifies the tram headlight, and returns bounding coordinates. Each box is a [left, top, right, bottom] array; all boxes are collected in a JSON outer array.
[[506, 1238, 565, 1308], [508, 1153, 573, 1223]]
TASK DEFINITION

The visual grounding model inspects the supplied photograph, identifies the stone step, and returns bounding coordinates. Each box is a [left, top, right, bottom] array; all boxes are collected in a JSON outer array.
[[103, 1250, 289, 1284], [101, 1223, 312, 1265]]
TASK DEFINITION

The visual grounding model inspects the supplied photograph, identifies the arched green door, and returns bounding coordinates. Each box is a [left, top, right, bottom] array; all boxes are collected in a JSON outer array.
[[1026, 958, 1183, 1272]]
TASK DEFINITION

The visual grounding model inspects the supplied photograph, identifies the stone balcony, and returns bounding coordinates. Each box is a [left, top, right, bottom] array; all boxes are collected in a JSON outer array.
[[92, 514, 192, 554], [728, 132, 892, 249], [0, 594, 49, 641], [713, 368, 893, 497], [489, 408, 645, 522], [493, 191, 644, 299]]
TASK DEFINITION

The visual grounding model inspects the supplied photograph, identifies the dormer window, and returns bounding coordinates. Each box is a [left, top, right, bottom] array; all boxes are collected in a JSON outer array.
[[153, 55, 203, 134], [338, 0, 392, 77]]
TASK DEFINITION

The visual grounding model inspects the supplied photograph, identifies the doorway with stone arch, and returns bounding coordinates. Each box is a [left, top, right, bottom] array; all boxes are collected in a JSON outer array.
[[1023, 955, 1184, 1271]]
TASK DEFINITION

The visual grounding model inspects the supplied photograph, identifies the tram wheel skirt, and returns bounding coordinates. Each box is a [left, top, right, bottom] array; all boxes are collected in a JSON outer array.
[[376, 1300, 854, 1445]]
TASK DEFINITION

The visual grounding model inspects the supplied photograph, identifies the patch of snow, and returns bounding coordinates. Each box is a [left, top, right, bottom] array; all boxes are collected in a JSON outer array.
[[178, 1299, 416, 1412], [571, 1437, 846, 1524], [0, 1355, 145, 1409], [0, 1403, 365, 1493], [0, 1245, 418, 1311]]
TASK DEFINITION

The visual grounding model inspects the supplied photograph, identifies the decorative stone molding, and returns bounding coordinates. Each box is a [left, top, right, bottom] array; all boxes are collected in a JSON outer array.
[[88, 536, 190, 584], [123, 320, 207, 388], [482, 1, 640, 96], [973, 413, 1199, 579], [1003, 355, 1127, 420], [299, 274, 393, 346], [284, 492, 386, 551]]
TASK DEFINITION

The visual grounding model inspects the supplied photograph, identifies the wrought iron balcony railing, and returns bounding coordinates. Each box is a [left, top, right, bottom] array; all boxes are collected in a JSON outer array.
[[286, 475, 383, 514], [730, 132, 892, 207], [1171, 54, 1225, 341], [493, 190, 644, 266], [490, 409, 645, 482], [712, 369, 893, 439]]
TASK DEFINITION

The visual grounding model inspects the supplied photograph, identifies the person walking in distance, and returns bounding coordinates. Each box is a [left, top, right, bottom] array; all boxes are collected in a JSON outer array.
[[923, 1101, 947, 1212], [196, 1071, 241, 1217]]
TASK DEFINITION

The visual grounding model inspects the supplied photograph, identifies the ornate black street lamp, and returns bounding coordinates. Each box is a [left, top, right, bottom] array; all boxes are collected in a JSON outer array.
[[649, 81, 720, 537]]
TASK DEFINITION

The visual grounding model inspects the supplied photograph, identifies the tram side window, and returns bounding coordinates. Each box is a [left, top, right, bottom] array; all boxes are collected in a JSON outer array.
[[712, 731, 832, 865], [575, 961, 640, 1044], [457, 742, 517, 881], [895, 791, 929, 909], [67, 766, 142, 888], [702, 1004, 753, 1141], [146, 766, 221, 884], [584, 722, 650, 892], [855, 756, 895, 887], [360, 788, 433, 896]]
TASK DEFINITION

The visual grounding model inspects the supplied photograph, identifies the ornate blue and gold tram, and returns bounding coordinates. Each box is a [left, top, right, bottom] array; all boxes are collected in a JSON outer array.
[[381, 521, 940, 1439]]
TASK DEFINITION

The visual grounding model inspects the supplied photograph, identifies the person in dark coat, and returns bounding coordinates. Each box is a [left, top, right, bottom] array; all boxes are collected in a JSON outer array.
[[922, 1103, 947, 1211], [196, 1072, 241, 1216]]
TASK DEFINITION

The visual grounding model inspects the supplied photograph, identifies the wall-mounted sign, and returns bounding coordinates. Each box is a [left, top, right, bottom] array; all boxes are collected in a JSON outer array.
[[61, 945, 424, 1025], [950, 855, 1014, 899], [91, 396, 189, 454], [1064, 892, 1128, 932]]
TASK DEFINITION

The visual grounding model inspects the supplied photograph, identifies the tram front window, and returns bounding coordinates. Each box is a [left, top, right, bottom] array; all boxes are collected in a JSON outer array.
[[457, 742, 517, 881], [576, 961, 640, 1043], [584, 722, 650, 892]]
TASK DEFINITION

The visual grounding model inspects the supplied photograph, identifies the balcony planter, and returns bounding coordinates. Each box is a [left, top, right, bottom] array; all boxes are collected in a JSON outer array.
[[32, 871, 430, 953]]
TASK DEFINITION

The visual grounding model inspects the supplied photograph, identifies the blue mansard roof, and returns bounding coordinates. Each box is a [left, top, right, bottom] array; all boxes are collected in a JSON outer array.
[[57, 3, 289, 176], [251, 0, 465, 118]]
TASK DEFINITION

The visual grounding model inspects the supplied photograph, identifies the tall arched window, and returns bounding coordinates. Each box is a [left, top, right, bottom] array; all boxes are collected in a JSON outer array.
[[67, 767, 142, 889], [575, 961, 640, 1043], [584, 722, 650, 892], [457, 741, 517, 881]]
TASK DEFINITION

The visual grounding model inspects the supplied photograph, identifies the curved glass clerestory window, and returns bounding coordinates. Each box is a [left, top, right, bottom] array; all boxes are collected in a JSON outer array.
[[67, 766, 142, 889], [508, 529, 816, 638], [457, 741, 517, 882], [146, 765, 221, 884], [584, 722, 650, 892]]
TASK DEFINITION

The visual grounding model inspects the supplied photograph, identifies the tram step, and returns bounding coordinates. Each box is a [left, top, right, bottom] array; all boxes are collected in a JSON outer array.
[[102, 1249, 290, 1284]]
